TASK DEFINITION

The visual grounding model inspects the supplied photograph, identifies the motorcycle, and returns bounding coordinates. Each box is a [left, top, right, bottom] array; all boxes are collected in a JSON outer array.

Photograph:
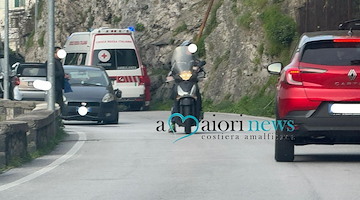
[[168, 44, 206, 134]]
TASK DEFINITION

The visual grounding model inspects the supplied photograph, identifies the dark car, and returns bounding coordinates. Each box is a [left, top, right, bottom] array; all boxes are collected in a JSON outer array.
[[62, 65, 121, 124], [267, 24, 360, 162]]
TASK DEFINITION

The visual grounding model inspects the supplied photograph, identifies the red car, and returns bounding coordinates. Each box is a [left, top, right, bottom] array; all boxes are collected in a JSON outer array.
[[268, 22, 360, 162]]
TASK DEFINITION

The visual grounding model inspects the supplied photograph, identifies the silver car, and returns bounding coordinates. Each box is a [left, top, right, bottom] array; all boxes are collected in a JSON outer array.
[[11, 62, 46, 100]]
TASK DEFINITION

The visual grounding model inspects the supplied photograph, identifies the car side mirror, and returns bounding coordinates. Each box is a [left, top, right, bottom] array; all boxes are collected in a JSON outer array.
[[267, 62, 282, 75], [114, 89, 122, 98]]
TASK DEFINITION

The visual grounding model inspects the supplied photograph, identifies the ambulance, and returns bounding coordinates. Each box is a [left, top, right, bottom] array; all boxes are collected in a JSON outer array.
[[63, 28, 150, 110]]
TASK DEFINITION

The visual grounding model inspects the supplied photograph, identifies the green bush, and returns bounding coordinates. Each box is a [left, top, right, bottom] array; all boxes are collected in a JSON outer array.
[[135, 23, 145, 32], [113, 16, 122, 24], [260, 5, 296, 56]]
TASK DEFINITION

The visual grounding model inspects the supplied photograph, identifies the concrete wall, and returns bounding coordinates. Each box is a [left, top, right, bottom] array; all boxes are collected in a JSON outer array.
[[0, 100, 37, 121], [0, 101, 59, 169]]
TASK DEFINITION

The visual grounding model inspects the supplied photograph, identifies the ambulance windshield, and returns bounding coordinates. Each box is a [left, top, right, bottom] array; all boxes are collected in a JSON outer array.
[[92, 49, 139, 70]]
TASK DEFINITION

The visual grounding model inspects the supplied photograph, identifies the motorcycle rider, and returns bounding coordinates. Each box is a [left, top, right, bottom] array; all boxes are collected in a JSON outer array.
[[167, 41, 206, 132]]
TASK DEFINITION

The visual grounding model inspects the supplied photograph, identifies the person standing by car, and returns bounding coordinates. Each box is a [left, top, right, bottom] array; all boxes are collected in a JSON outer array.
[[46, 46, 66, 113]]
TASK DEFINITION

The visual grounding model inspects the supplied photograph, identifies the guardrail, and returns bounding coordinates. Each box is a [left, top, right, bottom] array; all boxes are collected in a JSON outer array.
[[0, 100, 60, 169]]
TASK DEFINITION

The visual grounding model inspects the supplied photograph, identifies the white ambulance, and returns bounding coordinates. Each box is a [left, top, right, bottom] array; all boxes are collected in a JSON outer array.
[[63, 28, 150, 110]]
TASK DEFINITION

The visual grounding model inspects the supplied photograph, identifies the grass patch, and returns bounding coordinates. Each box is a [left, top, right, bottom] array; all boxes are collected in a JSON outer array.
[[257, 43, 265, 55], [36, 0, 45, 21], [150, 100, 173, 111], [173, 22, 187, 36], [112, 16, 122, 24], [203, 76, 278, 117], [231, 2, 240, 15], [37, 31, 45, 47], [25, 30, 35, 50], [242, 0, 269, 10], [197, 36, 207, 58], [135, 23, 145, 32], [197, 0, 224, 58], [204, 0, 223, 37], [213, 50, 230, 70], [237, 12, 253, 29]]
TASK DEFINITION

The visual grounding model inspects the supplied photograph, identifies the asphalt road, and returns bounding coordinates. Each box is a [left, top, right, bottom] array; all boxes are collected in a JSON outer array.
[[0, 111, 360, 200]]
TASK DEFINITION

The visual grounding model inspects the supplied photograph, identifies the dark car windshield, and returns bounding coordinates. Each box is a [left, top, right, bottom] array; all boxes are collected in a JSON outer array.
[[92, 49, 139, 70], [66, 68, 109, 86], [301, 41, 360, 66]]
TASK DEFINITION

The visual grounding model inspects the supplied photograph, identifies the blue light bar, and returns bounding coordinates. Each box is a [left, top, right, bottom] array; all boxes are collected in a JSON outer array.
[[128, 26, 135, 32]]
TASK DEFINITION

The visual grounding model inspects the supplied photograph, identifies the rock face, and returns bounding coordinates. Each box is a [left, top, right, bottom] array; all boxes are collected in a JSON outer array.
[[10, 0, 358, 104]]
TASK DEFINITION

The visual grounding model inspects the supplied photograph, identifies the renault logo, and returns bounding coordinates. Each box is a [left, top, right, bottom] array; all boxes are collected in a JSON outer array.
[[348, 69, 357, 81]]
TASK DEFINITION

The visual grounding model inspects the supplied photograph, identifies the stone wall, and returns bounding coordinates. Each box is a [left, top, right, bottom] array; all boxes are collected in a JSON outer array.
[[0, 121, 28, 168], [0, 100, 38, 122], [0, 101, 59, 169]]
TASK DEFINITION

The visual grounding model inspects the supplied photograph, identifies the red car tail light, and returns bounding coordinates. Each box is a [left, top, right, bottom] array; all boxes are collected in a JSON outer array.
[[13, 77, 20, 86], [286, 69, 302, 86], [333, 38, 360, 43]]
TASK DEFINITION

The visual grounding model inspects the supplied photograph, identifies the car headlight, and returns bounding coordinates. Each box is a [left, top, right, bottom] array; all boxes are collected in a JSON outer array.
[[102, 93, 115, 103], [179, 71, 192, 81]]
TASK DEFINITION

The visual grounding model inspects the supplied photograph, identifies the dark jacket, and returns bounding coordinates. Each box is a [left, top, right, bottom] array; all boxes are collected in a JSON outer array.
[[54, 58, 65, 91], [45, 58, 65, 92]]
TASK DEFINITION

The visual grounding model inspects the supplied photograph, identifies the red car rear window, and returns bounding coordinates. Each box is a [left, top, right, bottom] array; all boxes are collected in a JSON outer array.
[[301, 41, 360, 66]]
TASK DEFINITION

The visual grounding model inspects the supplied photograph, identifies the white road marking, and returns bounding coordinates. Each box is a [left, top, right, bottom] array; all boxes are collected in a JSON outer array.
[[0, 131, 86, 192]]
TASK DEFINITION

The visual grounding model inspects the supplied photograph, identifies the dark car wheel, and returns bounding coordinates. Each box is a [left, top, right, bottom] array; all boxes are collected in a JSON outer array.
[[275, 130, 295, 162]]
